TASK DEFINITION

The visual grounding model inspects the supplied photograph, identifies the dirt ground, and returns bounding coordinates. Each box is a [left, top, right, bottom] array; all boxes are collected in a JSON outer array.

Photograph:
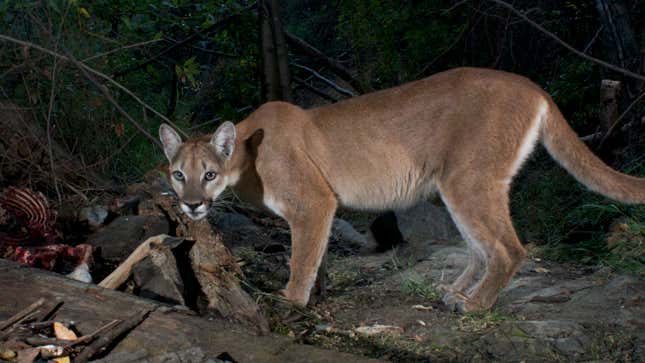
[[222, 207, 645, 362]]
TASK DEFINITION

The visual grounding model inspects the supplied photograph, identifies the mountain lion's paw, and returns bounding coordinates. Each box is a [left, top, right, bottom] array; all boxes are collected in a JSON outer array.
[[280, 287, 309, 307]]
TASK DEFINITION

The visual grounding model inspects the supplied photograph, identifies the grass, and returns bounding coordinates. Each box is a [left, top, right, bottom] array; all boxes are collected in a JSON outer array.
[[457, 310, 513, 333], [400, 272, 440, 301]]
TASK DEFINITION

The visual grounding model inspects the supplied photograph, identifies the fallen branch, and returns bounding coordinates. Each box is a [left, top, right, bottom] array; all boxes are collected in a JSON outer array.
[[98, 235, 182, 289], [66, 319, 121, 348], [74, 309, 153, 363], [0, 298, 45, 330], [488, 0, 645, 82]]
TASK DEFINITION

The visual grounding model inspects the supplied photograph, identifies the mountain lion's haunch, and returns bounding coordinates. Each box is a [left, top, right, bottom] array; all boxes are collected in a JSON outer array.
[[159, 68, 645, 312]]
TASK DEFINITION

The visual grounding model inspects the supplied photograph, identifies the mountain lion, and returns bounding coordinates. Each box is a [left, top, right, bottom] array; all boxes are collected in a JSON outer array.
[[159, 68, 645, 312]]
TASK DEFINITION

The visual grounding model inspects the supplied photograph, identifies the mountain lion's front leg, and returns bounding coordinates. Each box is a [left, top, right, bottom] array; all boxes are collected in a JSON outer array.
[[256, 146, 337, 307], [282, 196, 336, 306]]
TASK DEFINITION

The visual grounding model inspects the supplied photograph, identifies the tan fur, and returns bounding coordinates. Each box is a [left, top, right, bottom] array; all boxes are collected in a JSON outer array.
[[159, 67, 645, 312]]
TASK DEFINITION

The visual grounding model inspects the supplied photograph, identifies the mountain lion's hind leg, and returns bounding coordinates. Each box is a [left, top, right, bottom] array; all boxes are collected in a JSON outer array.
[[439, 182, 526, 312]]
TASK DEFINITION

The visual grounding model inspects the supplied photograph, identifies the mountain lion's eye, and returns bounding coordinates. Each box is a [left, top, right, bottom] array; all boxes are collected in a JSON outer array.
[[173, 171, 184, 181], [204, 171, 217, 181]]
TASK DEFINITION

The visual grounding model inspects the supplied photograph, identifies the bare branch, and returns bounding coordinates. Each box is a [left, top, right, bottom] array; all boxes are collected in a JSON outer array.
[[46, 58, 62, 203], [285, 31, 365, 93], [82, 38, 164, 62], [292, 63, 355, 97], [488, 0, 645, 82], [293, 76, 340, 102]]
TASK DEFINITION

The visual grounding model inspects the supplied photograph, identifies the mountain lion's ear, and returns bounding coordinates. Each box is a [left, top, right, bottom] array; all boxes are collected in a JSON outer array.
[[159, 123, 182, 161], [211, 121, 236, 160]]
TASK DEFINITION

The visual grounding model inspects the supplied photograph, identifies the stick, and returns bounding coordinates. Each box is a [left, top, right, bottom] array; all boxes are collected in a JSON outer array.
[[39, 301, 64, 323], [66, 319, 121, 347], [82, 39, 164, 62], [488, 0, 645, 82], [98, 235, 170, 289], [0, 298, 45, 330], [74, 309, 153, 363]]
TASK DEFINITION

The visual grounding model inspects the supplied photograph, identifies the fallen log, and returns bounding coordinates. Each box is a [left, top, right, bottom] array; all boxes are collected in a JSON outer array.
[[0, 259, 380, 363]]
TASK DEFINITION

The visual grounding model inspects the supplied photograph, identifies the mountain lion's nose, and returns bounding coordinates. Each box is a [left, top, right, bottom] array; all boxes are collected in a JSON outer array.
[[184, 202, 203, 211]]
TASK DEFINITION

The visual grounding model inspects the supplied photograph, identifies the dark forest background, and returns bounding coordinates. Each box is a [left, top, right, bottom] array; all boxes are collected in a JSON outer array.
[[0, 0, 643, 272]]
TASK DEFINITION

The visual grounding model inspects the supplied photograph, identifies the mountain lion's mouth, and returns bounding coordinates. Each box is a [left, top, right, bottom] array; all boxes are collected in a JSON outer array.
[[186, 210, 208, 220]]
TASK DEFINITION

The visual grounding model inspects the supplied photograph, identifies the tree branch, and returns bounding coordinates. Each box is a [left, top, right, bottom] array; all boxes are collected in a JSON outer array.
[[82, 38, 163, 62], [292, 63, 355, 97], [293, 77, 339, 102], [285, 31, 365, 94], [488, 0, 645, 82]]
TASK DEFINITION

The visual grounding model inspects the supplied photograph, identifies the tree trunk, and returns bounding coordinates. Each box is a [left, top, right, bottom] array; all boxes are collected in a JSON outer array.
[[595, 0, 644, 156], [259, 0, 292, 102]]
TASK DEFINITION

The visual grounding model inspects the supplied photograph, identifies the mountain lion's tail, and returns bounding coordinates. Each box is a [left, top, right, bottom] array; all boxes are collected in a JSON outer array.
[[541, 102, 645, 204]]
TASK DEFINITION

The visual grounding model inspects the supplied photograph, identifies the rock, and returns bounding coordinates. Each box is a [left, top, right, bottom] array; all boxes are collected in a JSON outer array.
[[395, 201, 460, 245], [353, 324, 403, 336], [369, 201, 461, 257], [132, 248, 185, 306], [88, 215, 169, 261], [67, 263, 92, 283], [211, 212, 266, 250], [79, 205, 109, 228], [332, 218, 369, 246], [480, 320, 588, 360]]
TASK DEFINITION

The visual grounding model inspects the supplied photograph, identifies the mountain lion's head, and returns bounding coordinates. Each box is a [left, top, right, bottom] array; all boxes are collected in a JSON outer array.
[[158, 122, 237, 220]]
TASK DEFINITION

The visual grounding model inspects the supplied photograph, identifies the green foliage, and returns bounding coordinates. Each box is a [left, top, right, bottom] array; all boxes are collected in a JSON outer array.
[[0, 0, 258, 183], [511, 153, 645, 274], [401, 272, 440, 301], [336, 0, 466, 89]]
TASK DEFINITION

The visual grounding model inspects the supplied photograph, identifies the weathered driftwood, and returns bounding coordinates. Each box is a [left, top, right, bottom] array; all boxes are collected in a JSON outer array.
[[142, 193, 269, 333]]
